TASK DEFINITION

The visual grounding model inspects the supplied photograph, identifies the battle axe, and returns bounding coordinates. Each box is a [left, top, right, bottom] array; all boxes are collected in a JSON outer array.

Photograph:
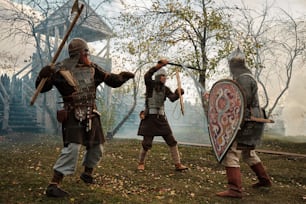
[[30, 0, 84, 105]]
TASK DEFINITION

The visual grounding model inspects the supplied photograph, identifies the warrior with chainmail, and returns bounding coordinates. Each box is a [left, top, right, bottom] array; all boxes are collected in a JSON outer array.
[[136, 59, 188, 171], [216, 48, 272, 198], [35, 38, 134, 197]]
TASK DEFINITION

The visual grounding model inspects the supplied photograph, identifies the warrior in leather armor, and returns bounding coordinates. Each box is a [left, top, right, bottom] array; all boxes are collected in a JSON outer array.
[[136, 59, 188, 171], [36, 38, 134, 197], [216, 48, 272, 199]]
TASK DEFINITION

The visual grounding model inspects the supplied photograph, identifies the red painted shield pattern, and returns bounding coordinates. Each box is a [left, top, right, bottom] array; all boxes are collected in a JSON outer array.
[[207, 79, 245, 162]]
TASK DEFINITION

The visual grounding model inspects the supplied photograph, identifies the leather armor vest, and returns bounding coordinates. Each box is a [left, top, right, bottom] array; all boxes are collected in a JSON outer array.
[[70, 65, 96, 122], [58, 58, 96, 122]]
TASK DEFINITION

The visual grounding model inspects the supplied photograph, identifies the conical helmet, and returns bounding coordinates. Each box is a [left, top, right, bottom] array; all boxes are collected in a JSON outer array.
[[228, 47, 245, 63], [68, 38, 89, 57], [228, 47, 250, 77]]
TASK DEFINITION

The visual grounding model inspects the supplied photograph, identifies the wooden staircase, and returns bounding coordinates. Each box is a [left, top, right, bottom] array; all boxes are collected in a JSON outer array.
[[8, 98, 45, 133], [0, 76, 46, 134]]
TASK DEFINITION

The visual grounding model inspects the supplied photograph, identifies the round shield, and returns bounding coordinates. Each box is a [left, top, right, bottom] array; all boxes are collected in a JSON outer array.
[[207, 79, 246, 162]]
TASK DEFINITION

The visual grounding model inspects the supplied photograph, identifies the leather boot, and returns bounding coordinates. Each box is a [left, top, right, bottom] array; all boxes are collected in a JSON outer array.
[[45, 170, 69, 197], [137, 149, 147, 170], [250, 162, 272, 188], [216, 167, 242, 198], [175, 163, 188, 171], [80, 166, 95, 184], [169, 145, 188, 171]]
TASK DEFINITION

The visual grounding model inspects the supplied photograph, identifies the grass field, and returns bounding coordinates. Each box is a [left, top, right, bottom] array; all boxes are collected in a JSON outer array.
[[0, 133, 305, 204]]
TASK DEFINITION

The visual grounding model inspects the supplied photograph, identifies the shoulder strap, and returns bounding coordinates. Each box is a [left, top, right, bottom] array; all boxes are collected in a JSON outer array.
[[58, 57, 79, 71], [237, 73, 255, 81], [56, 58, 79, 88], [59, 70, 77, 87]]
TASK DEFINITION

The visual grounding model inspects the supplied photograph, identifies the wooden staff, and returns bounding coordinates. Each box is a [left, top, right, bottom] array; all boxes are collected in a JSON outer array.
[[30, 1, 84, 105], [176, 69, 184, 115]]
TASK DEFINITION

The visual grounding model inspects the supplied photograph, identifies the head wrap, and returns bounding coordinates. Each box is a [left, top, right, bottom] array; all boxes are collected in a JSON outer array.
[[154, 68, 167, 81]]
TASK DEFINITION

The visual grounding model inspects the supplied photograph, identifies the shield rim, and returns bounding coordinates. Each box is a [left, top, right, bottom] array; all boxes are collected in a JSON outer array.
[[207, 79, 246, 163]]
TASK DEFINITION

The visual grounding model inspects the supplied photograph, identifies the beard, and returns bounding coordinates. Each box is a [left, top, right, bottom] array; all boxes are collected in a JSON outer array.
[[80, 55, 91, 66]]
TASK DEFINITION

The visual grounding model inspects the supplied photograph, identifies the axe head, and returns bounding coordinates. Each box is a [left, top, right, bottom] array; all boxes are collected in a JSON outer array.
[[71, 0, 80, 14]]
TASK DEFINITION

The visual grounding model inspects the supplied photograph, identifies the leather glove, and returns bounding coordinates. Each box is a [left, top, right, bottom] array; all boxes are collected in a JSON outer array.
[[119, 71, 135, 80], [39, 65, 54, 78], [175, 88, 184, 95]]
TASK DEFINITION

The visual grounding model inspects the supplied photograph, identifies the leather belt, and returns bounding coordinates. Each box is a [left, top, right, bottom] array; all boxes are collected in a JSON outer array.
[[148, 108, 165, 115]]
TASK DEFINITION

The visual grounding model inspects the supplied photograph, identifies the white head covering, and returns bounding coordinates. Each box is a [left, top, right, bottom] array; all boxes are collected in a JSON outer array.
[[155, 68, 166, 76], [154, 68, 167, 81]]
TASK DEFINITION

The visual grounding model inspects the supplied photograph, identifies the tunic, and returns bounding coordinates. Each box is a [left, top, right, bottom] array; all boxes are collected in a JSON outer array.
[[137, 66, 180, 137], [36, 57, 131, 147], [234, 73, 265, 147]]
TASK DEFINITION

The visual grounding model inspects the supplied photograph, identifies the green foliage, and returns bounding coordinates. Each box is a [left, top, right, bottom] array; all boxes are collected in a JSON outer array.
[[115, 0, 235, 90], [0, 133, 305, 203]]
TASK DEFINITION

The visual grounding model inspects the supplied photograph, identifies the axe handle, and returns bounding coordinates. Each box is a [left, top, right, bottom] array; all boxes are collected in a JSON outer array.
[[247, 116, 275, 123], [51, 4, 84, 64], [30, 4, 84, 106]]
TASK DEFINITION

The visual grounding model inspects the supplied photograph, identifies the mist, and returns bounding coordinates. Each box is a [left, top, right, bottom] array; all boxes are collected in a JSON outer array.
[[282, 69, 306, 137]]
